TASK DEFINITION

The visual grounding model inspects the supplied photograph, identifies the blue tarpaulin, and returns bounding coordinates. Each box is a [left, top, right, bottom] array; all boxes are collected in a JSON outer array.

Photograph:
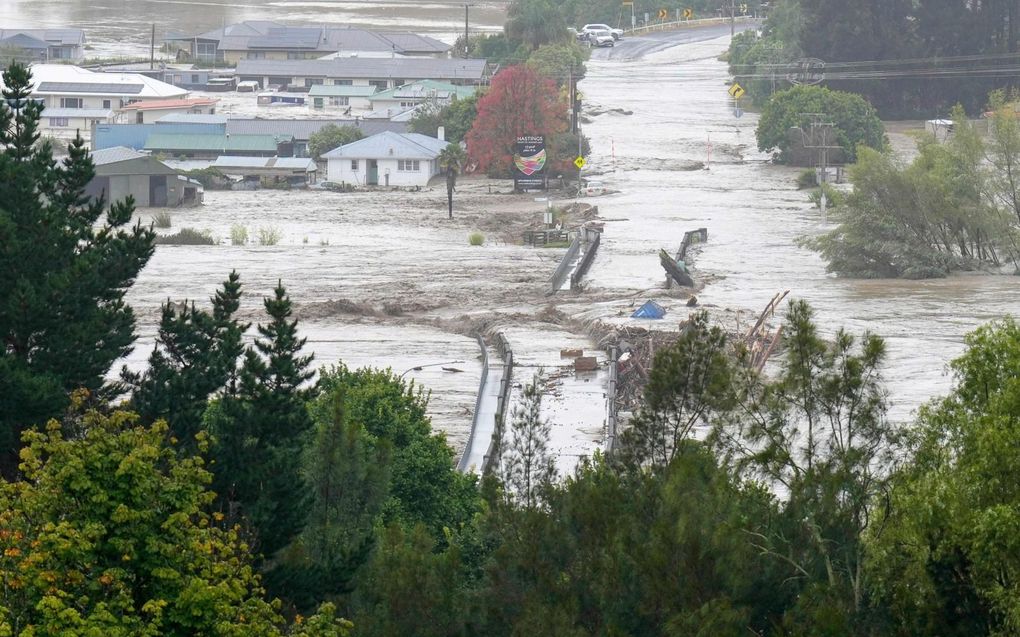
[[631, 300, 666, 319]]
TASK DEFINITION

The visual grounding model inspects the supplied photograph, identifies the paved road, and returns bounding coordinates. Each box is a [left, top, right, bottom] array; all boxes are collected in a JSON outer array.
[[589, 23, 754, 61]]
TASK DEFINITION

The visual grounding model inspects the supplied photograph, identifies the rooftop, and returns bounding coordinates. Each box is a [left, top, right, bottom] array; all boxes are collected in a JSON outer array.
[[90, 146, 146, 165], [322, 130, 449, 160], [156, 113, 229, 125], [25, 64, 188, 99], [225, 118, 408, 139], [0, 28, 85, 46], [308, 84, 378, 98], [371, 79, 476, 102], [143, 133, 292, 153], [212, 156, 317, 171], [43, 107, 113, 118], [235, 57, 487, 81]]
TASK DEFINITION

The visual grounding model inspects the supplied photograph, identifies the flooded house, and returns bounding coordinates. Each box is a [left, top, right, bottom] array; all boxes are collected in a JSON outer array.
[[235, 57, 488, 92], [367, 80, 476, 113], [164, 22, 450, 65], [85, 146, 202, 207], [117, 97, 219, 124], [21, 64, 187, 147], [0, 28, 86, 63], [323, 130, 448, 187]]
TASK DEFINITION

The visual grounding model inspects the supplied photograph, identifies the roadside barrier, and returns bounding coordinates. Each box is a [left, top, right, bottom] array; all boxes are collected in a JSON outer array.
[[457, 334, 490, 473], [481, 332, 514, 476], [606, 345, 620, 452], [570, 227, 602, 291], [548, 234, 582, 294]]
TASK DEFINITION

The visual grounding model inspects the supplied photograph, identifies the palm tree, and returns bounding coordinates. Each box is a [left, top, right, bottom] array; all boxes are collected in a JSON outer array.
[[438, 143, 468, 220]]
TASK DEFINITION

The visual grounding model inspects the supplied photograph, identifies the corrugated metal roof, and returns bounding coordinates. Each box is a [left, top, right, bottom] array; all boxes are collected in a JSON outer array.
[[370, 79, 476, 102], [90, 146, 146, 165], [25, 65, 187, 99], [225, 118, 407, 140], [144, 133, 290, 152], [120, 97, 218, 110], [322, 130, 448, 160], [236, 57, 487, 81], [376, 32, 449, 53], [168, 22, 450, 56], [308, 84, 378, 97], [249, 28, 322, 50], [213, 156, 316, 170]]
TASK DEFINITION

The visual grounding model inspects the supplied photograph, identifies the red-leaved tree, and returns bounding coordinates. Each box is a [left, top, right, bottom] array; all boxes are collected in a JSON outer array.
[[466, 65, 567, 177]]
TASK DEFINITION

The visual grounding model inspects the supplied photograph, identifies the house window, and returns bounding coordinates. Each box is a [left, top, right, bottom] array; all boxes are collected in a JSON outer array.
[[191, 74, 200, 83], [102, 99, 111, 109], [59, 97, 82, 109], [399, 101, 416, 109], [246, 51, 266, 59], [351, 159, 359, 170], [369, 80, 388, 90], [304, 78, 324, 88], [329, 96, 349, 107], [196, 42, 218, 58], [48, 117, 69, 127], [335, 79, 353, 86], [397, 159, 420, 172]]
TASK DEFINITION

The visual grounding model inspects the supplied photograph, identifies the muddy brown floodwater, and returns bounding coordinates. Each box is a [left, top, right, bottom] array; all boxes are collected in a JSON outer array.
[[579, 35, 1019, 422]]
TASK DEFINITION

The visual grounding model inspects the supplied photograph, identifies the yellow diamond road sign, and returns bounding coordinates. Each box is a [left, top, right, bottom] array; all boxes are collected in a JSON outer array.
[[728, 82, 746, 99], [574, 156, 586, 169], [683, 7, 693, 19], [658, 8, 668, 19]]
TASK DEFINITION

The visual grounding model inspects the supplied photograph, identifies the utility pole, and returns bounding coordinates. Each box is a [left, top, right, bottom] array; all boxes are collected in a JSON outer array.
[[150, 24, 155, 70], [731, 0, 736, 36], [464, 4, 470, 58], [795, 113, 840, 222]]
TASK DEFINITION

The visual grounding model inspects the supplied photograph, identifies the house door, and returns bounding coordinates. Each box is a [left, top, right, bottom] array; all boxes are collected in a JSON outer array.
[[367, 160, 379, 186]]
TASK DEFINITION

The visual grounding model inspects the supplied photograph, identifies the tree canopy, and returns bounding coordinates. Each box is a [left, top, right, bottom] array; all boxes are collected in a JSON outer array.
[[308, 125, 364, 161]]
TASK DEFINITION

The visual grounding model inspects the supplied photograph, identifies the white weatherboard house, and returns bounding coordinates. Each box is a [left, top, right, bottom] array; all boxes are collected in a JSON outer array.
[[323, 131, 448, 187], [22, 64, 188, 146]]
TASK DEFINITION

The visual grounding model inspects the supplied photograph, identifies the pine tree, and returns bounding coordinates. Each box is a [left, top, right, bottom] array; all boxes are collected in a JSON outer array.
[[0, 62, 154, 477], [497, 373, 556, 509], [122, 270, 246, 449], [209, 281, 314, 557]]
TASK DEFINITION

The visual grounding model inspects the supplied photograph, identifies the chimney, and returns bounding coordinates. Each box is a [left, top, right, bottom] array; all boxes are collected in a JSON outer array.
[[437, 126, 445, 142]]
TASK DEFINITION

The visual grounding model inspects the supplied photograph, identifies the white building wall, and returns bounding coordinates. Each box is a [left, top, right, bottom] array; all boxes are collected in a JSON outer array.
[[327, 156, 438, 187]]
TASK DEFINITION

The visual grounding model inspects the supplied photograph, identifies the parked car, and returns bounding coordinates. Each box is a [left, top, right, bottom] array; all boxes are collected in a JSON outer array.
[[582, 23, 623, 40], [586, 29, 615, 47]]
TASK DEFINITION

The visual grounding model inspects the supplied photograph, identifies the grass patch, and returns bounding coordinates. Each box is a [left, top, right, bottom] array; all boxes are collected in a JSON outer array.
[[808, 183, 846, 209], [230, 224, 248, 246], [796, 169, 818, 189], [468, 232, 485, 246], [154, 227, 215, 246], [258, 226, 282, 246], [543, 240, 572, 249], [152, 211, 172, 228]]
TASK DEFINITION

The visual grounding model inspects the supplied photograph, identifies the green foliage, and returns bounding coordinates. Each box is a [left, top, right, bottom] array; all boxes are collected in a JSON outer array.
[[208, 281, 315, 558], [123, 271, 246, 450], [713, 299, 894, 620], [152, 211, 173, 228], [618, 311, 735, 469], [0, 408, 287, 635], [756, 85, 886, 164], [525, 40, 589, 85], [727, 26, 800, 103], [153, 227, 215, 245], [0, 62, 155, 476], [468, 232, 485, 246], [495, 373, 557, 509], [505, 0, 569, 49], [868, 318, 1020, 635], [308, 125, 364, 161], [258, 226, 283, 246], [439, 143, 468, 219], [409, 93, 480, 144], [231, 223, 249, 245], [807, 182, 844, 209], [808, 106, 1018, 278], [796, 167, 818, 189], [183, 166, 231, 189]]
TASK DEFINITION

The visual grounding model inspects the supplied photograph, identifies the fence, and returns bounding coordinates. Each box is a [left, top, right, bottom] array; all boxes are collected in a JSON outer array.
[[606, 345, 620, 453], [548, 234, 582, 295], [481, 332, 514, 476], [570, 227, 602, 291], [457, 334, 490, 473], [523, 229, 570, 247]]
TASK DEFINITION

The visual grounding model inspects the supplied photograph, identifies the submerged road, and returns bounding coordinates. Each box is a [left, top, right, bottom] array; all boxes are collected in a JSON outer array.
[[590, 22, 754, 61]]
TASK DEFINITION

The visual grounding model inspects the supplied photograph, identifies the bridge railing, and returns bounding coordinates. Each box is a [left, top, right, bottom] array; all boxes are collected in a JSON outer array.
[[622, 15, 757, 36]]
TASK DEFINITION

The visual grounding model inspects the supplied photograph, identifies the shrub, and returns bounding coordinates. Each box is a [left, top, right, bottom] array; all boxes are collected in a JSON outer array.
[[808, 182, 845, 209], [468, 232, 485, 246], [796, 169, 818, 189], [756, 85, 886, 165], [154, 227, 215, 245], [230, 224, 248, 246], [258, 226, 282, 246], [152, 211, 172, 228], [184, 167, 232, 190]]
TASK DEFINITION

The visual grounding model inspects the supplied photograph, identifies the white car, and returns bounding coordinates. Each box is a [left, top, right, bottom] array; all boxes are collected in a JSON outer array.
[[586, 29, 615, 47], [582, 23, 623, 40]]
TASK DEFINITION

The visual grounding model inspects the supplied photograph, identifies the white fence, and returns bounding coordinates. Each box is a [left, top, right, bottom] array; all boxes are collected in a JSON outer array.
[[623, 15, 758, 37]]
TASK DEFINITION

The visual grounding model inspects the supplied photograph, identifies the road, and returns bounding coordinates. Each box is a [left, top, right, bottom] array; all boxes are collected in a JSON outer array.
[[589, 22, 754, 61]]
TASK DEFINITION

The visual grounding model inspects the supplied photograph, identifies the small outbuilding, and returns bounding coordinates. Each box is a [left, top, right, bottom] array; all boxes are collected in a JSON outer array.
[[322, 130, 448, 187], [85, 146, 202, 207], [212, 156, 318, 186]]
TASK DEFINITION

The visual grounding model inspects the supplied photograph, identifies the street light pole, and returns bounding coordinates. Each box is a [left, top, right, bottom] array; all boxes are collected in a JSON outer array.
[[398, 360, 466, 379], [464, 4, 470, 58]]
